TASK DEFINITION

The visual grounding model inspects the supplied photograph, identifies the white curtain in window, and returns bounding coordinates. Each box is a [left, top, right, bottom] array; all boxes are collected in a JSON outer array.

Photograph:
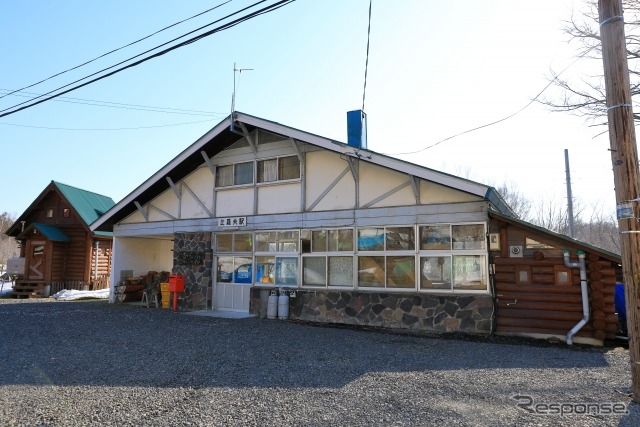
[[261, 159, 277, 182], [216, 165, 234, 187]]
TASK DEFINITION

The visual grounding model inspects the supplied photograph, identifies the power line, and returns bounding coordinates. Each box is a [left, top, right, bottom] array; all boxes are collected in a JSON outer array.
[[383, 54, 586, 156], [0, 0, 295, 118], [0, 118, 217, 131], [0, 89, 224, 117], [362, 0, 372, 111], [0, 0, 235, 101]]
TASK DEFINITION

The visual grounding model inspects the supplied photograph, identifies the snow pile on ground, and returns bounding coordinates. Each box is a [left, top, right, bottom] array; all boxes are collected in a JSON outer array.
[[0, 282, 14, 297], [52, 289, 110, 301]]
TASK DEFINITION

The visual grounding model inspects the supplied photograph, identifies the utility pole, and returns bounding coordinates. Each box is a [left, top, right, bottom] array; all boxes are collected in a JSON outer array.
[[599, 0, 640, 402], [565, 149, 575, 238]]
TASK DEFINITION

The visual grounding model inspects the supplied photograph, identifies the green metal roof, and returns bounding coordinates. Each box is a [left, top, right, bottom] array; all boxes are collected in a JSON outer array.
[[31, 223, 71, 242], [53, 181, 116, 226]]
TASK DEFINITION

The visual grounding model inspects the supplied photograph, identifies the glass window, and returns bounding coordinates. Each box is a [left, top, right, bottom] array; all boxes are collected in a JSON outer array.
[[358, 228, 385, 251], [453, 255, 486, 290], [452, 224, 485, 250], [312, 230, 327, 252], [275, 257, 298, 286], [216, 234, 232, 252], [329, 256, 353, 287], [277, 231, 299, 252], [525, 237, 554, 249], [420, 225, 451, 250], [216, 165, 234, 187], [358, 256, 385, 287], [386, 227, 415, 251], [216, 256, 252, 283], [329, 229, 353, 252], [255, 232, 276, 252], [257, 159, 278, 183], [234, 233, 253, 252], [63, 208, 70, 218], [234, 162, 253, 185], [420, 256, 452, 290], [386, 256, 415, 288], [303, 257, 326, 286], [279, 156, 300, 180], [257, 156, 300, 183], [256, 257, 275, 284]]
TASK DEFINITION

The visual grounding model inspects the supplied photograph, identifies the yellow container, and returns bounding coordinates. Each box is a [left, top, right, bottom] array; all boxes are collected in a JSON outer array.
[[160, 283, 170, 308]]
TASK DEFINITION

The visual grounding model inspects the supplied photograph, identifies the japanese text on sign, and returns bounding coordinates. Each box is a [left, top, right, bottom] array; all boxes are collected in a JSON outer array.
[[217, 217, 247, 227]]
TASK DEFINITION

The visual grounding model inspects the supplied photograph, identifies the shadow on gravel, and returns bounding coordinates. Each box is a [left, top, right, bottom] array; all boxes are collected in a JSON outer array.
[[0, 300, 616, 389]]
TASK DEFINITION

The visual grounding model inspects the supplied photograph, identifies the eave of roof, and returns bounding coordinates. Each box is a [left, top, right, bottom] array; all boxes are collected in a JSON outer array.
[[17, 223, 71, 242], [488, 209, 621, 263], [92, 112, 513, 232]]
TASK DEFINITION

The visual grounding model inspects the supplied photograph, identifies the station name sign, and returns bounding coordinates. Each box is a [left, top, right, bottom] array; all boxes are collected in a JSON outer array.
[[217, 216, 247, 227]]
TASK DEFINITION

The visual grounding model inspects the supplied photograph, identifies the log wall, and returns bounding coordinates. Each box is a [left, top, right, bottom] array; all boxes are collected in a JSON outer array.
[[494, 254, 620, 344]]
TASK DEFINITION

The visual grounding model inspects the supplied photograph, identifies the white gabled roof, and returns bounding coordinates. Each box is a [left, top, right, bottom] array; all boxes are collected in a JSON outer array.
[[91, 112, 511, 232]]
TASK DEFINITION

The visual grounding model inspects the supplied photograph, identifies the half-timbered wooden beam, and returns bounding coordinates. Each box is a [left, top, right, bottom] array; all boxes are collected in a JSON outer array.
[[362, 181, 411, 209], [181, 182, 213, 218], [200, 150, 216, 176], [238, 122, 257, 154], [148, 203, 177, 220], [166, 177, 181, 198], [133, 201, 149, 221], [307, 166, 351, 211], [408, 174, 420, 204]]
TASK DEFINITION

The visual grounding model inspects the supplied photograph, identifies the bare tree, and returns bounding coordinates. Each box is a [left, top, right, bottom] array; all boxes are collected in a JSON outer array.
[[540, 0, 640, 127], [0, 212, 19, 272], [492, 181, 534, 221]]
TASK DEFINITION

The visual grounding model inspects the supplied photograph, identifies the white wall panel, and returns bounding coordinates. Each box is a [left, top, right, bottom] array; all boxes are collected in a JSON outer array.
[[360, 162, 413, 207], [120, 210, 146, 225], [257, 183, 300, 214], [148, 188, 179, 221], [306, 151, 355, 211], [181, 167, 214, 218], [112, 237, 173, 278], [420, 180, 482, 204], [216, 187, 254, 216]]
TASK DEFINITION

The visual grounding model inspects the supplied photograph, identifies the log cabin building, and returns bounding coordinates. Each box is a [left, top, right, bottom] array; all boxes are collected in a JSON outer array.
[[90, 112, 622, 346], [5, 181, 115, 298]]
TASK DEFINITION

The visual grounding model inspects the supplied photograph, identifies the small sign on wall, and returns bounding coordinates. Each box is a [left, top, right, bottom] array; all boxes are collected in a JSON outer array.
[[217, 216, 247, 227], [178, 251, 205, 266]]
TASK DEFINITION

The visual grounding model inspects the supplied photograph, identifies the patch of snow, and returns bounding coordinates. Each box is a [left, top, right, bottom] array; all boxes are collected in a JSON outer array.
[[51, 289, 110, 301], [0, 282, 13, 297]]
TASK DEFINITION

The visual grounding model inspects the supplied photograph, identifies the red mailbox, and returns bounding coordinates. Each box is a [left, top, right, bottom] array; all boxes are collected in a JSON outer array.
[[168, 274, 185, 292]]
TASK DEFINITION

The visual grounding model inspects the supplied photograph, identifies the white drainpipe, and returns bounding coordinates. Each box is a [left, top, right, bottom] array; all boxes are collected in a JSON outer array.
[[94, 241, 99, 279], [563, 249, 589, 345]]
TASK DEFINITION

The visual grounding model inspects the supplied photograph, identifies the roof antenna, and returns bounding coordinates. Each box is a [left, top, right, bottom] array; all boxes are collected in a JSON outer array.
[[231, 62, 253, 116]]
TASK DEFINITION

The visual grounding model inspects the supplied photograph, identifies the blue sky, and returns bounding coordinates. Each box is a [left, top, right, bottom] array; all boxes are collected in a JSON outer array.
[[0, 0, 616, 219]]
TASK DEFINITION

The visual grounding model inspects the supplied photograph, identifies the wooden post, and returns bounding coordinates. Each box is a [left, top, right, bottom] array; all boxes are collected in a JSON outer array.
[[599, 0, 640, 402]]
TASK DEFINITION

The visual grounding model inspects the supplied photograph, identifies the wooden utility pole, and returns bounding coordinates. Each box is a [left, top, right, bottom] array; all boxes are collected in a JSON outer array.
[[599, 0, 640, 401]]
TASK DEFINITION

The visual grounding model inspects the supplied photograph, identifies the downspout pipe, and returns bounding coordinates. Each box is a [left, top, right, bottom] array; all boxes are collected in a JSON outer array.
[[563, 249, 589, 345]]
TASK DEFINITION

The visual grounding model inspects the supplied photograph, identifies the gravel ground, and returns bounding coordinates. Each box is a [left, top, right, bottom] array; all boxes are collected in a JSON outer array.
[[0, 297, 639, 427]]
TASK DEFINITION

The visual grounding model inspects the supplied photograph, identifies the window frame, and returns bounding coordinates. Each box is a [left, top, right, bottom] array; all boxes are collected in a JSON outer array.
[[257, 155, 301, 184], [417, 222, 489, 294]]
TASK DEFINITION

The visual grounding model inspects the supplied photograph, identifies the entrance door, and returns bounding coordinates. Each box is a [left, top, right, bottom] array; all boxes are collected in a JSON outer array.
[[214, 256, 252, 311], [27, 240, 47, 280]]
